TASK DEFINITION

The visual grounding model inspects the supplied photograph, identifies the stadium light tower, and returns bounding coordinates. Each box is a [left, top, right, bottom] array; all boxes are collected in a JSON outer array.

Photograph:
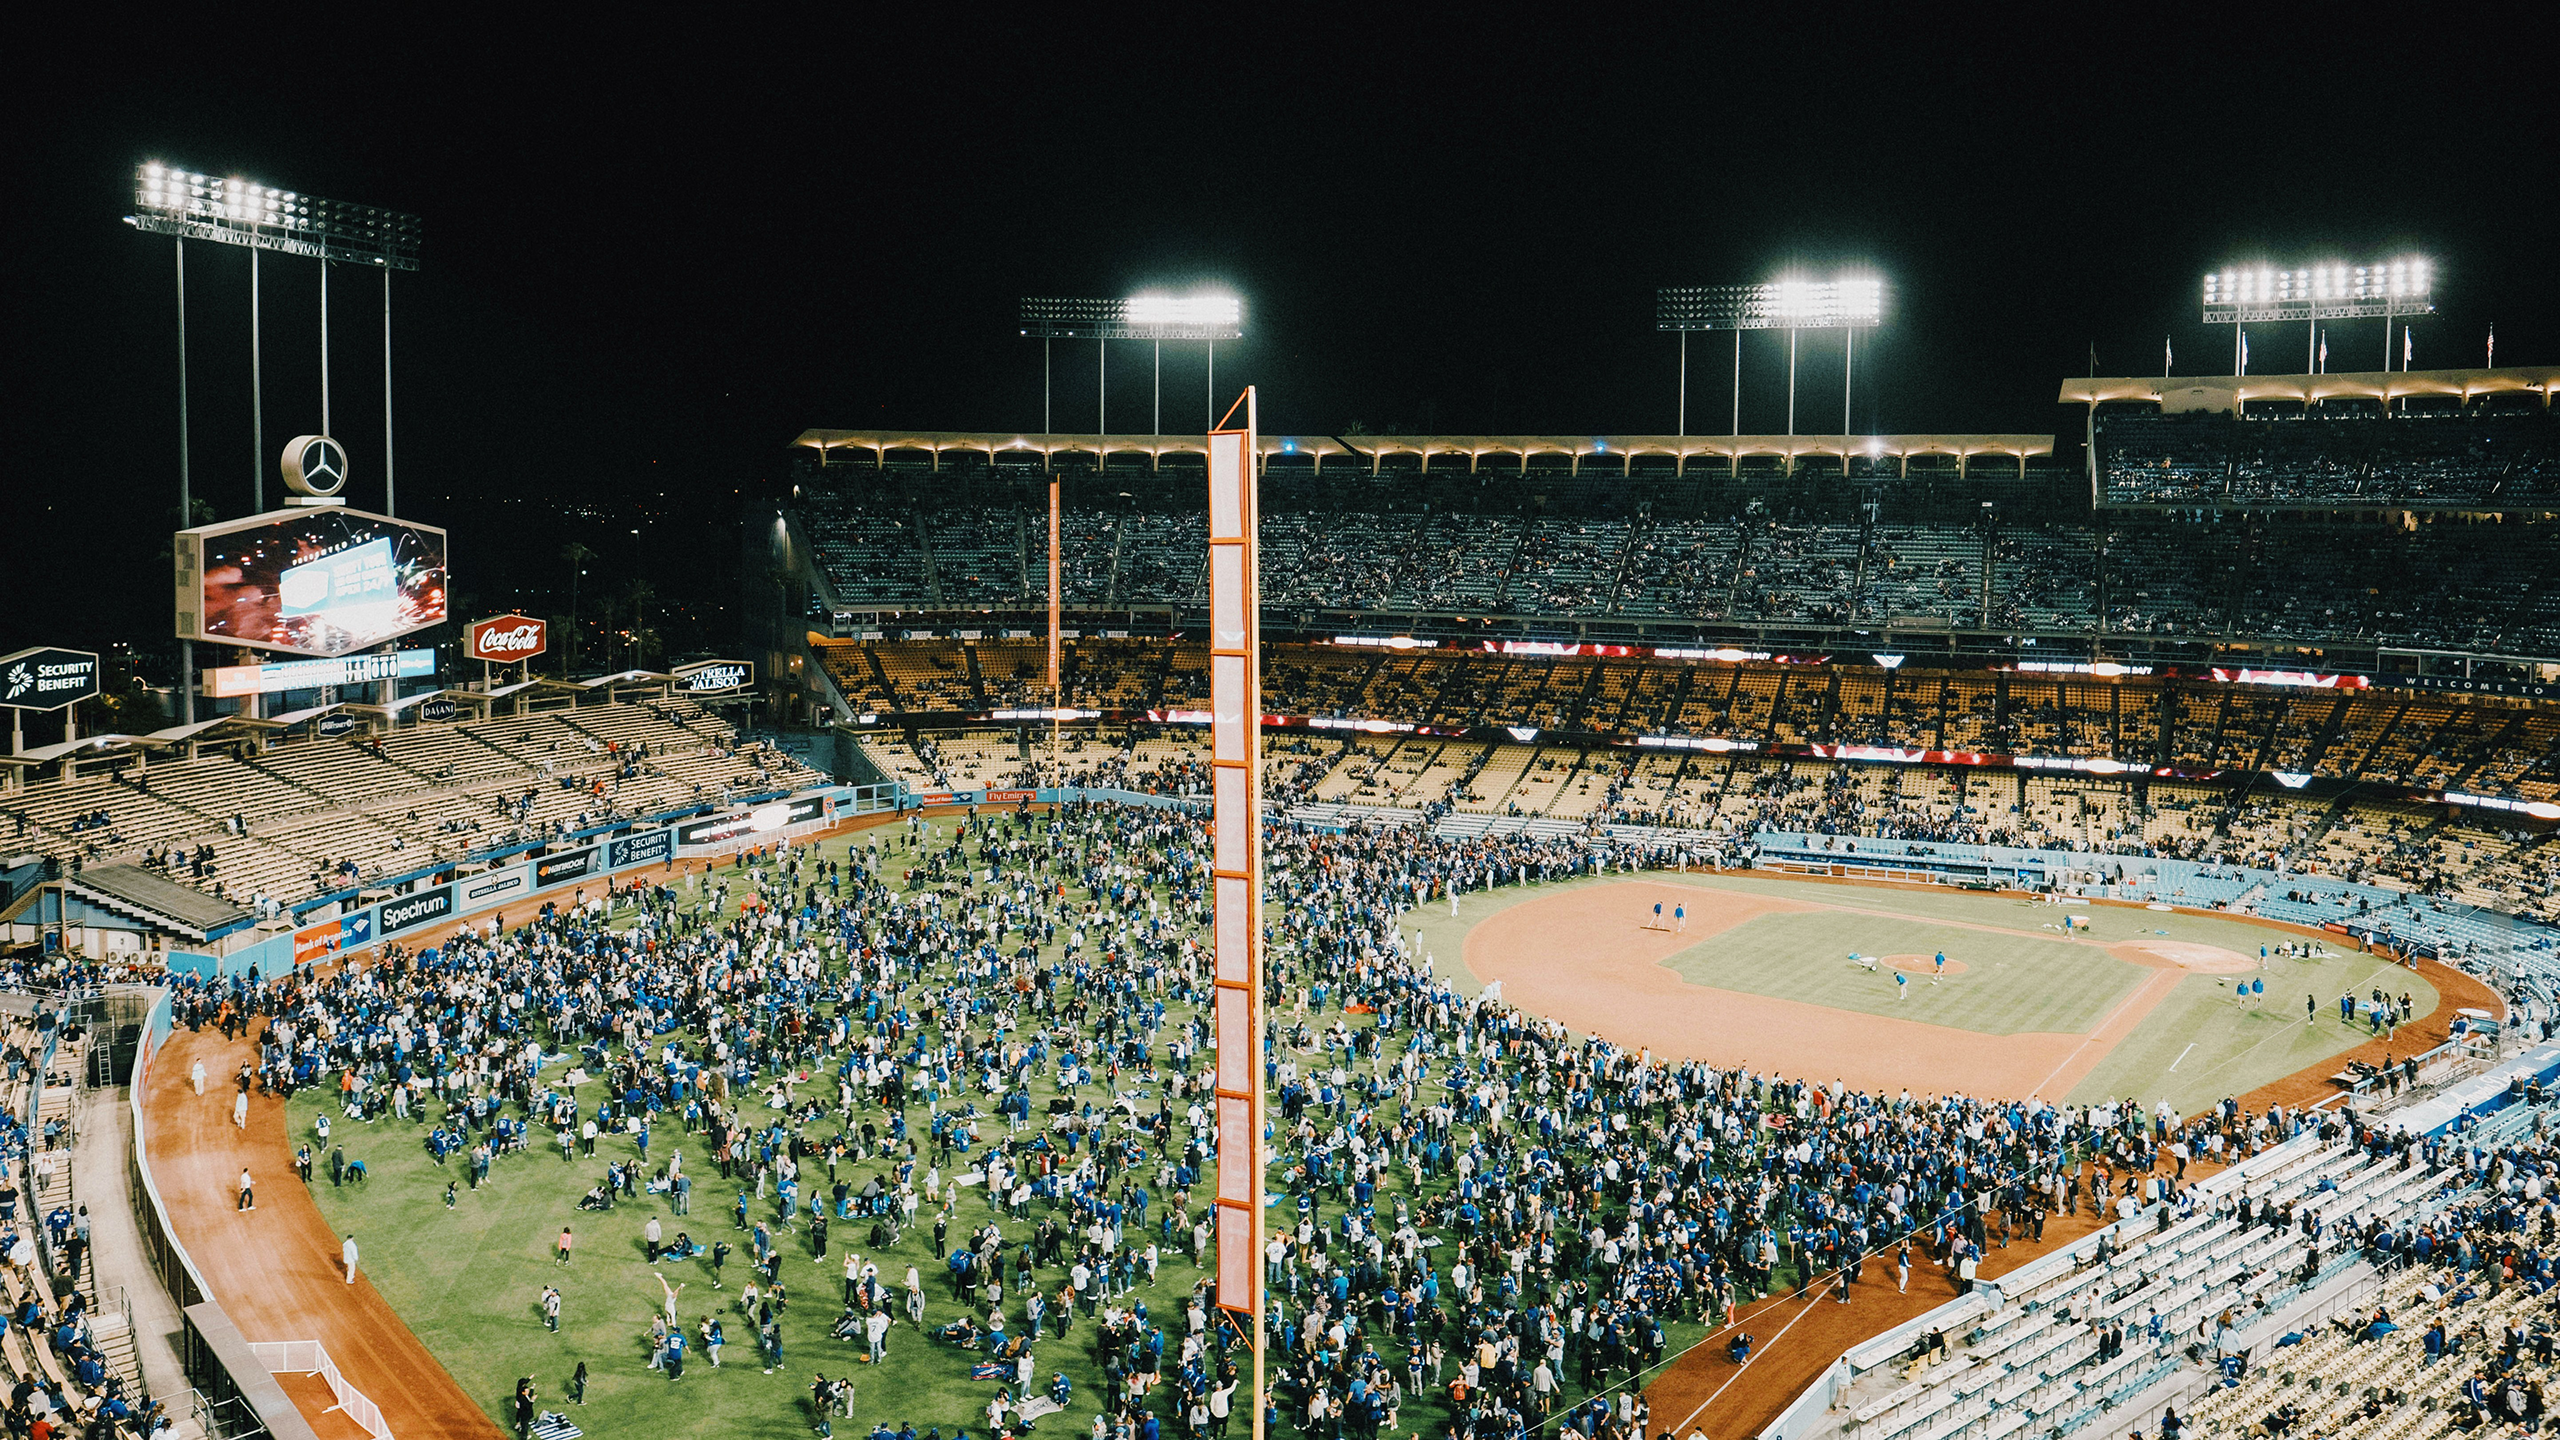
[[1657, 273, 1883, 468], [128, 162, 423, 722], [2203, 257, 2432, 377], [1019, 294, 1243, 437]]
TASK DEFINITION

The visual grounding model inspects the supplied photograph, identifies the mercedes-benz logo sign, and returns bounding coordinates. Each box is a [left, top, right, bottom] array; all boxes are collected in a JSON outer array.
[[282, 434, 350, 497]]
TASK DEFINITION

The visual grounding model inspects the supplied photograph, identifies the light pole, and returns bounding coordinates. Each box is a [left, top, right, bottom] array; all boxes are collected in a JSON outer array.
[[2203, 257, 2432, 379], [131, 164, 422, 712], [1675, 330, 1686, 440], [174, 238, 194, 724], [129, 162, 422, 508], [1657, 274, 1883, 469], [1021, 294, 1242, 444], [250, 250, 263, 512]]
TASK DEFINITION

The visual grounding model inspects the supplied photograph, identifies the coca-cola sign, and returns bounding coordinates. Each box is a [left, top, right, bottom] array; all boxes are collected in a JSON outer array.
[[467, 614, 548, 662]]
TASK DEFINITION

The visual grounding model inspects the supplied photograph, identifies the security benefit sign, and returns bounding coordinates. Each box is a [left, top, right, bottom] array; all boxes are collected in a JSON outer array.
[[1, 648, 101, 712], [606, 829, 674, 868]]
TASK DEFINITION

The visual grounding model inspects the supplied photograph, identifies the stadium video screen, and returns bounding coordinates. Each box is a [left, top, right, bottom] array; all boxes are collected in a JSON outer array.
[[178, 506, 449, 658]]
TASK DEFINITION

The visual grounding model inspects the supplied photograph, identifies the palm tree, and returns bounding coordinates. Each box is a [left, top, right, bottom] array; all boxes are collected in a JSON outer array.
[[560, 542, 597, 673], [619, 579, 659, 669]]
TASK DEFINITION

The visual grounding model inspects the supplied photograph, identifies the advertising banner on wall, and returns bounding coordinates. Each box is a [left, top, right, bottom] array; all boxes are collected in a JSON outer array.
[[532, 847, 596, 888], [606, 830, 674, 868], [205, 648, 436, 698], [378, 883, 455, 935], [674, 794, 827, 846], [460, 865, 531, 907], [293, 918, 342, 965], [675, 659, 755, 697], [292, 908, 374, 964], [0, 648, 101, 711]]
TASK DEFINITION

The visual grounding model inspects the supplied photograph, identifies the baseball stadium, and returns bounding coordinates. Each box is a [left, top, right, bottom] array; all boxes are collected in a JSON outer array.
[[16, 65, 2560, 1440]]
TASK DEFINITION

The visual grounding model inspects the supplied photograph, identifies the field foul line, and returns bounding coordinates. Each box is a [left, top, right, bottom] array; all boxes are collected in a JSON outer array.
[[2169, 1043, 2196, 1072], [2026, 970, 2179, 1099], [2173, 1013, 2350, 1094]]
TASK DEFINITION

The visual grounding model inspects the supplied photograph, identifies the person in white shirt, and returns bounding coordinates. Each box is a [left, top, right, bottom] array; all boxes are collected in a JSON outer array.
[[341, 1234, 360, 1284]]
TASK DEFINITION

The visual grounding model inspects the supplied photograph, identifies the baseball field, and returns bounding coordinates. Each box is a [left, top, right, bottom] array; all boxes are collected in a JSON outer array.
[[141, 842, 2494, 1440], [1405, 868, 2446, 1118]]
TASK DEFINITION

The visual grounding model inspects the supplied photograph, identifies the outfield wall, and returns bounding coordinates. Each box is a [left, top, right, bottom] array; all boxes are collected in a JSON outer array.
[[1754, 830, 2560, 972]]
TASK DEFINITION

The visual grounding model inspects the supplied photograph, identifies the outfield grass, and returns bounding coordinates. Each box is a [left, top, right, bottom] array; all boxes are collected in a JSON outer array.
[[289, 828, 1710, 1438], [1658, 911, 2144, 1035]]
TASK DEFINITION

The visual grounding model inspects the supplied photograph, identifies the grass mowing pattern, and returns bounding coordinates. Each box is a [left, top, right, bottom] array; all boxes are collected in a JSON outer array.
[[1656, 911, 2143, 1036]]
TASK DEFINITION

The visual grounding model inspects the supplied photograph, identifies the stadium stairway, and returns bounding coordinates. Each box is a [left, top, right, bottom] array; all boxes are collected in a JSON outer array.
[[57, 1032, 199, 1433], [26, 1031, 175, 1430]]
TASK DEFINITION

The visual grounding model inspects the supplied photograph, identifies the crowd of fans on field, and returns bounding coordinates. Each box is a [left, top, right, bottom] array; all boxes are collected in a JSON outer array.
[[136, 799, 2439, 1440]]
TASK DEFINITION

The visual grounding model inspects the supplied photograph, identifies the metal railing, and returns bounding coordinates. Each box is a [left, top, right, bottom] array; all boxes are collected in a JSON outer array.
[[245, 1341, 390, 1440], [191, 1389, 267, 1440]]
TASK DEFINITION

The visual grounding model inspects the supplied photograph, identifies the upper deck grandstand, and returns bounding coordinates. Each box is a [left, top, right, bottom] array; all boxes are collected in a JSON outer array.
[[784, 367, 2560, 666]]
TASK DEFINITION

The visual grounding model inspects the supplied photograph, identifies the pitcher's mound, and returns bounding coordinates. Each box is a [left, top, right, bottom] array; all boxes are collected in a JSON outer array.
[[2123, 940, 2256, 973]]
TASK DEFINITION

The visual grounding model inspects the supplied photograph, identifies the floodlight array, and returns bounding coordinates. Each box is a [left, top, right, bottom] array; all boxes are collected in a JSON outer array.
[[1657, 274, 1883, 331], [1019, 294, 1243, 341], [2201, 257, 2431, 324], [127, 163, 421, 270]]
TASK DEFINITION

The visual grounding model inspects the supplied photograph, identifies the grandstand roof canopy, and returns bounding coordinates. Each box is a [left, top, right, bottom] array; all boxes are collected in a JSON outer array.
[[0, 733, 155, 767], [2059, 364, 2560, 410], [0, 716, 285, 769], [792, 429, 2054, 474], [151, 715, 284, 743], [62, 862, 254, 941], [351, 688, 500, 719], [264, 704, 350, 729]]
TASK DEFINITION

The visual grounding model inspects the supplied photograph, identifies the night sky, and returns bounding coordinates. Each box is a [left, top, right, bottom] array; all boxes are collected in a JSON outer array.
[[8, 19, 2554, 700]]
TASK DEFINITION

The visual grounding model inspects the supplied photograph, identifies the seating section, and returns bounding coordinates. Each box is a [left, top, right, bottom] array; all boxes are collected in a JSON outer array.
[[792, 435, 2560, 658], [1843, 1138, 2455, 1440], [16, 702, 826, 909], [2098, 408, 2560, 509], [2181, 1111, 2560, 1439]]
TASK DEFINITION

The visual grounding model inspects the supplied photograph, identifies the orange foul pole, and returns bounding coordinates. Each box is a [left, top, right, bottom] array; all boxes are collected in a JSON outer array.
[[1206, 389, 1264, 1440]]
